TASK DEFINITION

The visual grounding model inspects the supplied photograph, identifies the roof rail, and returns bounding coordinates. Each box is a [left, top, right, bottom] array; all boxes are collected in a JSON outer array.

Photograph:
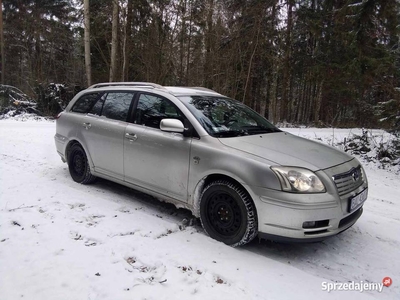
[[88, 82, 164, 89]]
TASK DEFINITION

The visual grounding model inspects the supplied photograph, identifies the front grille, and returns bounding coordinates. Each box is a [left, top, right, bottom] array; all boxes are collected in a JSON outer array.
[[333, 165, 364, 196]]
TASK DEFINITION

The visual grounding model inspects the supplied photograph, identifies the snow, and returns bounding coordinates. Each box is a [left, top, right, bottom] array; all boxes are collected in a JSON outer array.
[[0, 111, 50, 121], [0, 120, 399, 300], [347, 1, 364, 8], [285, 127, 399, 174]]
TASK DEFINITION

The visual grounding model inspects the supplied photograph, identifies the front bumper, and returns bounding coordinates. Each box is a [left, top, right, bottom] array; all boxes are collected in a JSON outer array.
[[258, 207, 362, 243], [247, 162, 368, 242]]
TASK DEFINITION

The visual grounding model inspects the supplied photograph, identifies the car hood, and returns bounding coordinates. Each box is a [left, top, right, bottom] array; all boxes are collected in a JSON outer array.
[[218, 132, 353, 171]]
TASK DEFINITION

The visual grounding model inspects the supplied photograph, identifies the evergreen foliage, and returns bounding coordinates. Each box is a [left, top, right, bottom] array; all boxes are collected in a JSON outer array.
[[1, 0, 399, 127]]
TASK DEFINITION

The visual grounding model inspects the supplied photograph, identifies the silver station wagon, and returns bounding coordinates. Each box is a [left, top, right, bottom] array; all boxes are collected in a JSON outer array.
[[55, 82, 368, 246]]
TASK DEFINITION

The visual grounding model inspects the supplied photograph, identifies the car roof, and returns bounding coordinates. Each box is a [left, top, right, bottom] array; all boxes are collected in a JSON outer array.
[[164, 86, 223, 96], [88, 82, 163, 89], [86, 82, 224, 97]]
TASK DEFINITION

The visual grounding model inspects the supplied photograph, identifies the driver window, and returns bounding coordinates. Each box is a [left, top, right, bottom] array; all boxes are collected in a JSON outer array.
[[134, 93, 184, 129]]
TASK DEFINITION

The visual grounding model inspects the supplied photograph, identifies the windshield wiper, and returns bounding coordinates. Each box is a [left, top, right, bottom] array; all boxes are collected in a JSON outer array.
[[245, 126, 281, 134], [214, 130, 248, 138]]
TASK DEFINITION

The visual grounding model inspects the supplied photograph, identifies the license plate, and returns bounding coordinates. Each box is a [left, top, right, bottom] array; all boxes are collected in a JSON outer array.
[[348, 188, 368, 212]]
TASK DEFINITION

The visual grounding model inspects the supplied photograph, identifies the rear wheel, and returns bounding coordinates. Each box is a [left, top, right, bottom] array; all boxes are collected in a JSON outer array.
[[68, 144, 96, 184], [200, 180, 258, 246]]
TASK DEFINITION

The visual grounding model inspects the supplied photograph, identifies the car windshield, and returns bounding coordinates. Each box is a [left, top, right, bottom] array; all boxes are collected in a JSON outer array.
[[179, 95, 281, 137]]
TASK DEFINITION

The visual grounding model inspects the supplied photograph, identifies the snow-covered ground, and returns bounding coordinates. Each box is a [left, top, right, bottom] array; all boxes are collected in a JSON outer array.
[[0, 120, 398, 300]]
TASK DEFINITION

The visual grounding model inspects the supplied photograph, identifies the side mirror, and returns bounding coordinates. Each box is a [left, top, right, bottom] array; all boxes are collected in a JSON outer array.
[[160, 119, 185, 133]]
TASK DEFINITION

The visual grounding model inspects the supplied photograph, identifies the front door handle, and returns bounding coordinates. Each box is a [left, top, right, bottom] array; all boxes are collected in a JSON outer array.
[[125, 132, 138, 141], [82, 122, 91, 129]]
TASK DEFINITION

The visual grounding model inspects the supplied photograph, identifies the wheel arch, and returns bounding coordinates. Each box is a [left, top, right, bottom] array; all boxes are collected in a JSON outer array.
[[65, 139, 94, 169], [192, 173, 256, 218]]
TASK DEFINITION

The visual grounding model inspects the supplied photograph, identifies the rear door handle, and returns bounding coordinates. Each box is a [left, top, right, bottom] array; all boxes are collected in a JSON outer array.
[[82, 122, 91, 129], [125, 132, 138, 141]]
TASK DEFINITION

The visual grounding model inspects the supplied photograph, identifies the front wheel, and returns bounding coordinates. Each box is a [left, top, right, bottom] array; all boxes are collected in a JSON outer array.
[[200, 180, 258, 246], [68, 144, 96, 184]]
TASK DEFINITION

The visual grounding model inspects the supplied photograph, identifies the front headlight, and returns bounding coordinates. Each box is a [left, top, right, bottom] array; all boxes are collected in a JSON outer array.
[[271, 166, 326, 193]]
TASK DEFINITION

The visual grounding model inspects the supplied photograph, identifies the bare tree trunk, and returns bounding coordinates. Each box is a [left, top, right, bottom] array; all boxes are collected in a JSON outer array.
[[179, 0, 186, 84], [260, 89, 267, 117], [109, 0, 119, 82], [0, 0, 4, 84], [34, 31, 42, 82], [122, 0, 132, 81], [204, 0, 214, 89], [84, 0, 92, 86], [186, 1, 192, 86], [267, 1, 278, 123], [314, 80, 323, 123], [243, 20, 260, 103], [281, 0, 294, 122], [269, 59, 279, 123]]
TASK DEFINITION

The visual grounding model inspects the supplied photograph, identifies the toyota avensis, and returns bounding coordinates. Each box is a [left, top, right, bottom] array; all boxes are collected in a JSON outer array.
[[55, 82, 368, 246]]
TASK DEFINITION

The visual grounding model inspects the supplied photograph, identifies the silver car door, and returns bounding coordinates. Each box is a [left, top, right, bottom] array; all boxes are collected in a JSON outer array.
[[123, 93, 191, 202], [78, 92, 134, 180]]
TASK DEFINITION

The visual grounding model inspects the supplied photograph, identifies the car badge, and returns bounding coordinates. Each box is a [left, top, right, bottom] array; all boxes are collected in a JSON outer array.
[[351, 169, 360, 182]]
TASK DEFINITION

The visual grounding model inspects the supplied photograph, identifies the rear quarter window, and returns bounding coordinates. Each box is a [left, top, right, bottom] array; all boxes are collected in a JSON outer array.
[[71, 93, 102, 113]]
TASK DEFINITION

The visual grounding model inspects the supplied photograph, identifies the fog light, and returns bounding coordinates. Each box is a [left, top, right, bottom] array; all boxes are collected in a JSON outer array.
[[303, 221, 316, 228]]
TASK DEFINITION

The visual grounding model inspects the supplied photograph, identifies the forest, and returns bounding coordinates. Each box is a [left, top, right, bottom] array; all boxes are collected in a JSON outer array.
[[0, 0, 399, 128]]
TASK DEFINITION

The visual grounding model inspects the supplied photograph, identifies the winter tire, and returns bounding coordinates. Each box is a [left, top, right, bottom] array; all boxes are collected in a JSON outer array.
[[200, 180, 258, 246], [68, 144, 96, 184]]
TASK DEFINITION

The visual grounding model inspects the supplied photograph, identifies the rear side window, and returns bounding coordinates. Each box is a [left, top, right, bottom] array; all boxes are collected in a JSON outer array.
[[71, 93, 101, 113], [102, 92, 134, 122], [89, 93, 106, 116]]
